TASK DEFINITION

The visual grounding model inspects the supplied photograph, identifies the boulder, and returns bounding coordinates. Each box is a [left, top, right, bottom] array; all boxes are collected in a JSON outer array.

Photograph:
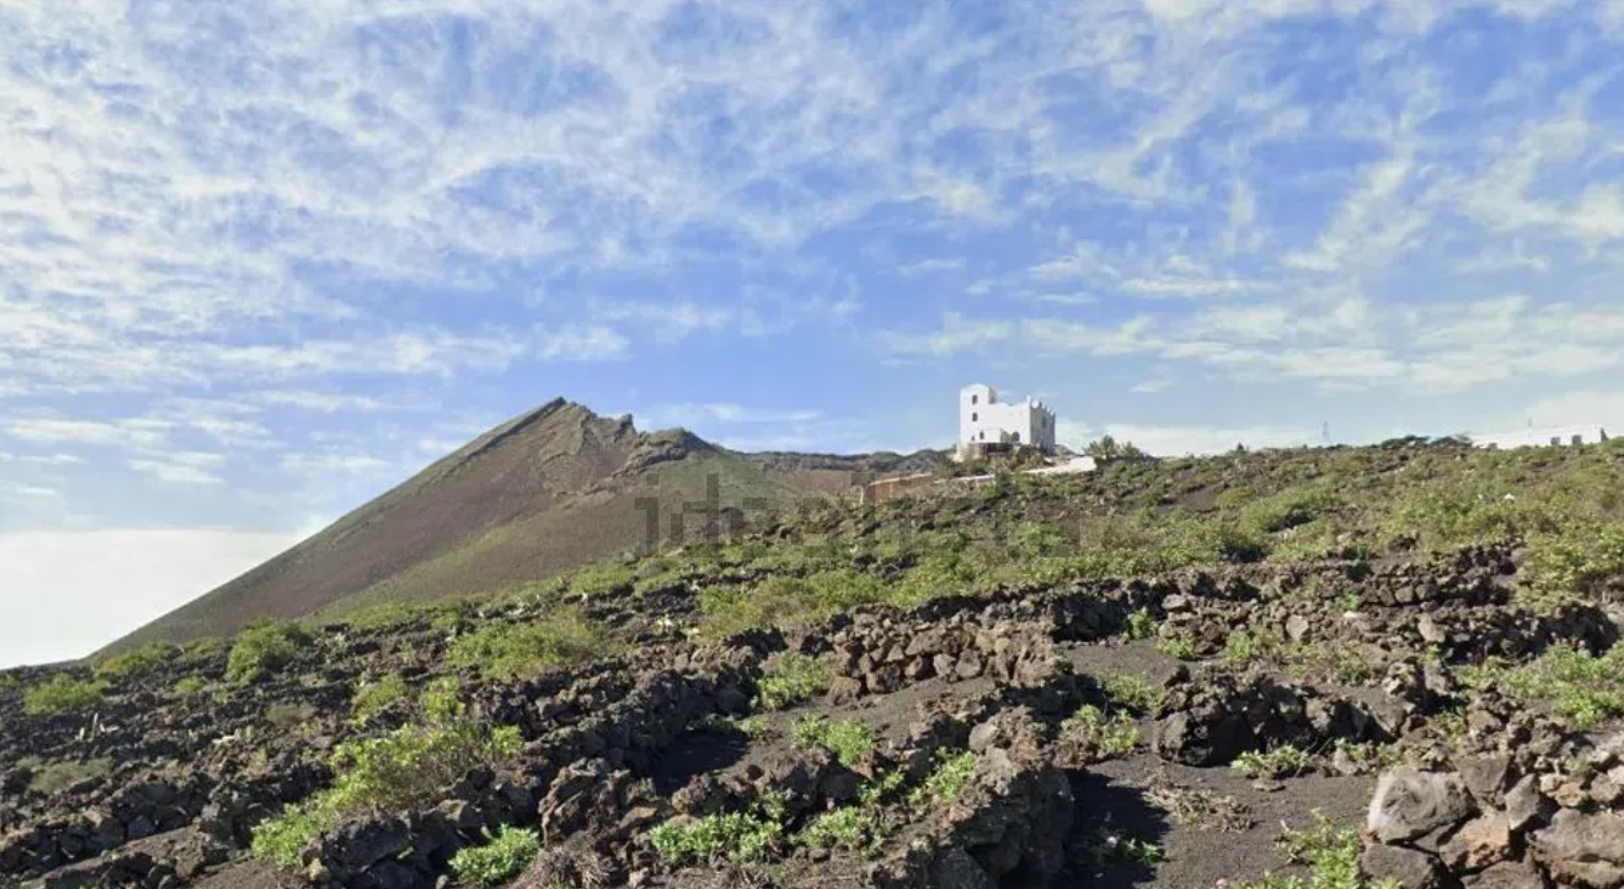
[[1530, 809, 1624, 889], [1367, 769, 1476, 845], [1360, 842, 1442, 889]]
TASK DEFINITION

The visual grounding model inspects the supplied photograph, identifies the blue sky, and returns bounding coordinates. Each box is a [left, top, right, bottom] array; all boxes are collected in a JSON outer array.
[[5, 0, 1624, 665]]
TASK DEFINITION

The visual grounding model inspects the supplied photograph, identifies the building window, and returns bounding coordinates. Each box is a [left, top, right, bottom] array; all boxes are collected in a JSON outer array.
[[1012, 432, 1021, 443], [971, 412, 978, 422], [1573, 434, 1584, 446], [971, 394, 978, 405], [1551, 436, 1561, 446]]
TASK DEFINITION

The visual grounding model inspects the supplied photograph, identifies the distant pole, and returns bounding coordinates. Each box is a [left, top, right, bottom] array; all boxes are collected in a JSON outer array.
[[1322, 421, 1330, 445]]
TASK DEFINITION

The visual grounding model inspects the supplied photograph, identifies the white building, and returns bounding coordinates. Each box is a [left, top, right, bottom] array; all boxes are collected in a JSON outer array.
[[1468, 425, 1609, 450], [957, 383, 1057, 459]]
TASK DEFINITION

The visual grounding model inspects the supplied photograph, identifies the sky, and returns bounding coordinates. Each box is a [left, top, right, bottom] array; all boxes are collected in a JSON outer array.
[[5, 0, 1624, 666]]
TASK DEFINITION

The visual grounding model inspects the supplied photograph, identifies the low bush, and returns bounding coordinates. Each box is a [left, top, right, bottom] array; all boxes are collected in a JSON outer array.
[[450, 826, 542, 885], [650, 812, 782, 866], [908, 749, 978, 806], [23, 674, 107, 715], [801, 808, 882, 856], [755, 653, 831, 711], [250, 680, 522, 867], [1232, 746, 1312, 779], [94, 642, 179, 680], [226, 621, 313, 685], [790, 716, 875, 768], [1463, 643, 1624, 729], [1235, 811, 1401, 889], [1059, 705, 1140, 762], [350, 675, 410, 724], [173, 675, 207, 695], [446, 608, 609, 680]]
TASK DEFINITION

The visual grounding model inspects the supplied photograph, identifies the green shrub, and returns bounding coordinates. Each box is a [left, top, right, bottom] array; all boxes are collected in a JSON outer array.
[[449, 826, 541, 885], [446, 608, 609, 680], [1124, 608, 1157, 641], [1467, 643, 1624, 729], [1232, 746, 1313, 779], [755, 653, 832, 711], [801, 808, 882, 856], [226, 622, 313, 684], [350, 675, 410, 724], [23, 674, 107, 715], [1099, 674, 1165, 713], [250, 680, 522, 867], [908, 749, 978, 806], [1059, 705, 1140, 761], [94, 642, 179, 680], [173, 675, 206, 695], [790, 716, 876, 768], [650, 812, 782, 865]]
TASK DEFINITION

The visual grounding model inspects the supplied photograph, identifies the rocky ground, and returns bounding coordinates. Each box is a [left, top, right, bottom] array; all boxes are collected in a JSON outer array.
[[8, 440, 1624, 889]]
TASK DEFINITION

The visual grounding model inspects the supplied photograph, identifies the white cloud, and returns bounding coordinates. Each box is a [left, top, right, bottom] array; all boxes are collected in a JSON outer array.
[[0, 452, 83, 466], [0, 528, 304, 667], [4, 417, 173, 448], [128, 452, 227, 486], [280, 453, 392, 475], [1095, 423, 1319, 456]]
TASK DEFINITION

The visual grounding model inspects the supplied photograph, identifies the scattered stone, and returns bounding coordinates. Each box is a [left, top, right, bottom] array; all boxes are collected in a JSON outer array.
[[1367, 769, 1476, 844]]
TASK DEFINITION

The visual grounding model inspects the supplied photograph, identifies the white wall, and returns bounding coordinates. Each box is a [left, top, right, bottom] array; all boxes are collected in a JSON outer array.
[[958, 384, 1057, 454], [1469, 426, 1609, 450]]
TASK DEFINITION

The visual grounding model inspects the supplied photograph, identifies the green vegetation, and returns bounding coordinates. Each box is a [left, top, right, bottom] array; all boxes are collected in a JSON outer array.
[[350, 675, 410, 725], [445, 608, 610, 680], [755, 652, 832, 711], [173, 675, 207, 695], [449, 826, 541, 885], [22, 674, 107, 715], [1236, 812, 1402, 889], [94, 642, 179, 680], [250, 680, 521, 867], [226, 621, 313, 685], [1232, 746, 1313, 780], [1099, 673, 1165, 712], [908, 749, 978, 806], [1156, 631, 1200, 661], [1059, 705, 1141, 761], [801, 808, 882, 857], [650, 812, 783, 866], [1125, 608, 1157, 641], [21, 756, 115, 795], [790, 716, 876, 768], [1461, 643, 1624, 729]]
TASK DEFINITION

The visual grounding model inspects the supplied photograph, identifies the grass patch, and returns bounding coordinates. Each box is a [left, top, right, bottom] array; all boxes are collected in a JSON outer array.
[[755, 652, 832, 711], [22, 756, 115, 795], [449, 826, 541, 885], [445, 608, 610, 680], [250, 680, 521, 867], [23, 674, 107, 715], [790, 716, 876, 769], [226, 621, 313, 685], [173, 675, 207, 695]]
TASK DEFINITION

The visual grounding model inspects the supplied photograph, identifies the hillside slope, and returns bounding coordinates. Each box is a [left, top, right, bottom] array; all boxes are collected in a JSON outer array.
[[101, 400, 826, 653]]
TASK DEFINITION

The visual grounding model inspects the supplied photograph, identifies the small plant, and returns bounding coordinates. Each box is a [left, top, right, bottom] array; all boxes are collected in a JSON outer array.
[[22, 674, 107, 715], [1475, 643, 1624, 729], [1085, 821, 1165, 866], [1233, 811, 1402, 889], [755, 652, 832, 711], [858, 770, 907, 807], [94, 642, 179, 680], [1125, 607, 1157, 640], [350, 675, 410, 725], [1331, 740, 1401, 774], [735, 714, 773, 739], [650, 811, 782, 865], [1156, 631, 1200, 661], [24, 757, 115, 795], [1059, 705, 1141, 762], [908, 749, 978, 806], [801, 808, 882, 857], [450, 825, 542, 885], [226, 621, 313, 685], [173, 675, 206, 695], [1100, 673, 1165, 713], [790, 716, 876, 768], [1232, 746, 1313, 780]]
